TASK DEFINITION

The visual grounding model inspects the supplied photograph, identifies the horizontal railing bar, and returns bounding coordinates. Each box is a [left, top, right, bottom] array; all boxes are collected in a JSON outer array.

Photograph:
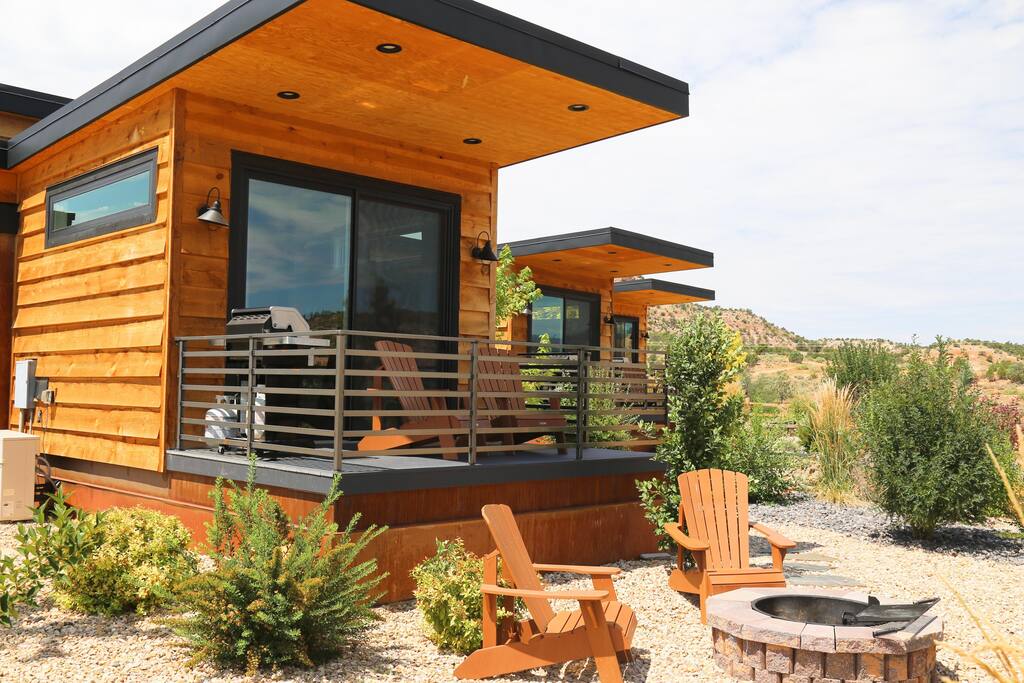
[[477, 391, 577, 399], [342, 427, 471, 437], [344, 409, 468, 418], [182, 417, 246, 429], [476, 409, 575, 417], [182, 400, 251, 412], [587, 392, 663, 400], [251, 368, 338, 376], [181, 384, 238, 393], [473, 442, 566, 454], [475, 425, 575, 434], [580, 440, 661, 448], [475, 373, 577, 383], [584, 408, 660, 416], [259, 423, 335, 438], [343, 445, 471, 457], [254, 348, 337, 357], [255, 405, 336, 417], [183, 350, 248, 358], [182, 367, 249, 375], [345, 369, 470, 380], [346, 389, 471, 399], [346, 349, 472, 362], [583, 423, 646, 432], [255, 387, 337, 397]]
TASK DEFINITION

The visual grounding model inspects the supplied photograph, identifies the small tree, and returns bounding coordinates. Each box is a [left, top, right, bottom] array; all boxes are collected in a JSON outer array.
[[859, 343, 1014, 538], [494, 245, 541, 330], [637, 310, 746, 547], [825, 341, 899, 398]]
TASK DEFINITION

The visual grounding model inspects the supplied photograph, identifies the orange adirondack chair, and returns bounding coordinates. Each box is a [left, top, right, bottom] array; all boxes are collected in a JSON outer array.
[[477, 347, 568, 454], [357, 340, 489, 460], [665, 468, 796, 623], [455, 504, 636, 683]]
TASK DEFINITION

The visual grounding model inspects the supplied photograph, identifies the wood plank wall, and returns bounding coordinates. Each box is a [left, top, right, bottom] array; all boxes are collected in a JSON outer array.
[[7, 92, 177, 471]]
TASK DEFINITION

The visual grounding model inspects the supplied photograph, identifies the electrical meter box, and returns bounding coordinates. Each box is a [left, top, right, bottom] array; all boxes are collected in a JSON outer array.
[[0, 430, 40, 522]]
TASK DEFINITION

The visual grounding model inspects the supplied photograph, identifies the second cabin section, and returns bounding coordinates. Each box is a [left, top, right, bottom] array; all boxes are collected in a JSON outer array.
[[502, 227, 715, 358]]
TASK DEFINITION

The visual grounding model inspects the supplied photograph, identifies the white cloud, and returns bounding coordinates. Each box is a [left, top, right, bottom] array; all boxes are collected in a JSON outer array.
[[2, 0, 1021, 342]]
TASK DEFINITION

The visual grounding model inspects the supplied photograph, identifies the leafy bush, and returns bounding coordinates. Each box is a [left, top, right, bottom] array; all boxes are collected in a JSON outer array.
[[787, 350, 805, 363], [411, 539, 522, 654], [494, 245, 541, 330], [804, 380, 860, 502], [859, 345, 1015, 538], [986, 360, 1024, 384], [170, 466, 386, 673], [0, 489, 104, 626], [743, 371, 794, 404], [719, 415, 798, 503], [56, 507, 196, 616], [637, 309, 746, 548], [825, 341, 899, 398]]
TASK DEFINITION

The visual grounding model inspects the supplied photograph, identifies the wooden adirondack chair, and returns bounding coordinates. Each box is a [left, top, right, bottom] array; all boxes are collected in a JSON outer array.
[[477, 347, 568, 454], [455, 504, 636, 683], [357, 340, 489, 460], [665, 468, 796, 623]]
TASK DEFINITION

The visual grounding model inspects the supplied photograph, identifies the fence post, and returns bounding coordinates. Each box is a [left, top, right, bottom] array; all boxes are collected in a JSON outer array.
[[245, 336, 256, 456], [333, 333, 347, 473], [575, 347, 586, 460], [468, 339, 479, 465], [176, 339, 184, 450]]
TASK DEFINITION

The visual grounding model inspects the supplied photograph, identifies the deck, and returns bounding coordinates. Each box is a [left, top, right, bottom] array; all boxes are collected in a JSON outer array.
[[165, 446, 664, 496]]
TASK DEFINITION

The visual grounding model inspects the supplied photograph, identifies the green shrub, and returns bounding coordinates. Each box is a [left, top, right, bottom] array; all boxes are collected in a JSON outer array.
[[987, 360, 1024, 384], [56, 507, 196, 616], [170, 464, 386, 673], [825, 341, 899, 398], [0, 489, 104, 627], [743, 371, 794, 404], [859, 345, 1015, 538], [637, 309, 746, 549], [411, 539, 522, 654], [719, 415, 798, 503], [787, 351, 805, 363]]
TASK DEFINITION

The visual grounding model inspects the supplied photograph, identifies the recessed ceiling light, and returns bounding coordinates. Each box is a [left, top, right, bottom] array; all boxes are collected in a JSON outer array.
[[664, 263, 673, 266], [463, 137, 482, 145], [610, 269, 619, 273], [607, 250, 618, 254], [376, 43, 402, 54], [568, 103, 590, 112], [552, 258, 562, 262], [277, 91, 300, 100]]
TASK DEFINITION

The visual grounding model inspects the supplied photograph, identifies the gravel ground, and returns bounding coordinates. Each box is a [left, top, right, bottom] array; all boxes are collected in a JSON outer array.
[[2, 510, 1022, 683], [751, 494, 1024, 564]]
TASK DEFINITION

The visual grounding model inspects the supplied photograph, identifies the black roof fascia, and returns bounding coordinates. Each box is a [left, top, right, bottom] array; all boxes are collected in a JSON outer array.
[[614, 278, 715, 301], [503, 227, 714, 269], [5, 0, 689, 169], [0, 83, 70, 119], [5, 0, 306, 169]]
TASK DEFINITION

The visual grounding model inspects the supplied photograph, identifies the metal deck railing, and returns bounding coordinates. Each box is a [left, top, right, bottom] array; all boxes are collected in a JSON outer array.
[[174, 329, 667, 471]]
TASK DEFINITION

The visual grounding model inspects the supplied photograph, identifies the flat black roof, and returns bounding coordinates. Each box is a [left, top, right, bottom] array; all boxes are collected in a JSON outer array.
[[503, 227, 714, 268], [614, 277, 716, 301], [5, 0, 689, 169], [0, 83, 70, 120]]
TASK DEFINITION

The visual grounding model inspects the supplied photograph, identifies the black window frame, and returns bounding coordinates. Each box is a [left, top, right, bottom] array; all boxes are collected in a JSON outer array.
[[526, 285, 602, 350], [45, 148, 158, 248], [228, 151, 462, 338], [612, 315, 640, 362]]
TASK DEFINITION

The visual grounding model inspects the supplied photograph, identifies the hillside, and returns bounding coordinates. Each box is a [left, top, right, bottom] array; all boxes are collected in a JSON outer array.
[[647, 304, 1024, 409]]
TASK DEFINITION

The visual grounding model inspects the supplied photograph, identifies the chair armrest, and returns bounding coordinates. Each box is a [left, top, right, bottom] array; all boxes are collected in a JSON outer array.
[[533, 563, 621, 577], [480, 584, 608, 602], [663, 522, 710, 551], [749, 521, 796, 549]]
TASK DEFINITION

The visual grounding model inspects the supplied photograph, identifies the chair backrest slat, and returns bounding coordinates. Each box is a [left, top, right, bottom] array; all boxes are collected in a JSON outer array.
[[375, 340, 432, 414], [479, 347, 526, 412], [481, 504, 555, 629], [677, 468, 750, 571]]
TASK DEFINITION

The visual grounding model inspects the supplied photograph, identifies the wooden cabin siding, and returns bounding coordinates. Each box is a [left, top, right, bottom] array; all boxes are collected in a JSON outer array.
[[7, 91, 176, 471], [0, 112, 37, 141]]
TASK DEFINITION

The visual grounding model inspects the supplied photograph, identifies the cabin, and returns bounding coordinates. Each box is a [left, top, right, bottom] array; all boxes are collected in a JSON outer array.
[[1, 0, 712, 600], [502, 227, 715, 356]]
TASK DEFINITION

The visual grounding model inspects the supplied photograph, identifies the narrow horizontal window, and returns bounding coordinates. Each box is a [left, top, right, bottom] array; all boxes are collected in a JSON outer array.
[[45, 148, 158, 247]]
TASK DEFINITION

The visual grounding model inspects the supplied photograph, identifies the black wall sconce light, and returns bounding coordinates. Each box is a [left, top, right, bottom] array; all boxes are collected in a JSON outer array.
[[197, 187, 229, 226], [471, 231, 499, 262]]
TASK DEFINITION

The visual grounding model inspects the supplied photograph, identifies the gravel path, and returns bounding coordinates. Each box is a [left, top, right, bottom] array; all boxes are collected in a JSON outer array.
[[751, 494, 1024, 564], [2, 511, 1022, 682]]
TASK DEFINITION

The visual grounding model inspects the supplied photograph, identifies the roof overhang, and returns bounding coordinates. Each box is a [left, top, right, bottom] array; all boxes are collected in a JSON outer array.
[[0, 83, 70, 120], [5, 0, 689, 169], [614, 278, 715, 307], [504, 227, 713, 279]]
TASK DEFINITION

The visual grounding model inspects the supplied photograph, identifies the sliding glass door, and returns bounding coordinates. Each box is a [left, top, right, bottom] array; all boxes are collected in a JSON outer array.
[[229, 152, 460, 338], [529, 288, 600, 349]]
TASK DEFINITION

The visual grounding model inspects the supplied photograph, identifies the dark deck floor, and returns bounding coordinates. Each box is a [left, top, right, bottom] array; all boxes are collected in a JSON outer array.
[[165, 447, 663, 495]]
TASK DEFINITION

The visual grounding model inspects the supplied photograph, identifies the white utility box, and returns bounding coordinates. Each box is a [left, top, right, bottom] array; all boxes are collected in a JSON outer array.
[[0, 430, 40, 522]]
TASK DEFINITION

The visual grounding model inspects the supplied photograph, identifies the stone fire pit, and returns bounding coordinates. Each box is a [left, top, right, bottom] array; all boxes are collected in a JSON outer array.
[[706, 588, 942, 683]]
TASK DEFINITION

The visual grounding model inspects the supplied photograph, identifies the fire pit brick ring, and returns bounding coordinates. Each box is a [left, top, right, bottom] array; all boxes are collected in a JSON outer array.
[[706, 588, 942, 683]]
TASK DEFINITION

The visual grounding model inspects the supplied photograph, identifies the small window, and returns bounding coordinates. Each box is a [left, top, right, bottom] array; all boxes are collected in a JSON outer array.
[[46, 148, 158, 247]]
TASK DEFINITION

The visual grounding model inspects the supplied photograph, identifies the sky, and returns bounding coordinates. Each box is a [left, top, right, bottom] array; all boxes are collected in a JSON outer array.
[[2, 1, 1022, 343]]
